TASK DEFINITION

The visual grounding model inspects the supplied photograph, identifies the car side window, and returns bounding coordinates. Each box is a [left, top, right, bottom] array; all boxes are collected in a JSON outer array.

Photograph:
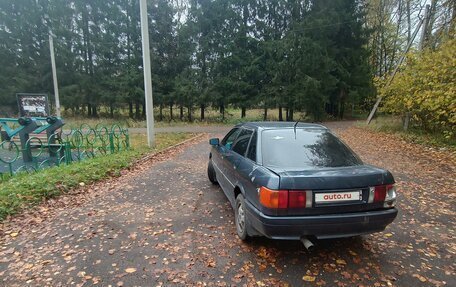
[[246, 131, 257, 162], [232, 129, 253, 156], [221, 128, 241, 149]]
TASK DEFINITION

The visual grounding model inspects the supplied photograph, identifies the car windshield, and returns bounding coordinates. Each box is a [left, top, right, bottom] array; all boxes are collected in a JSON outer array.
[[261, 128, 362, 170]]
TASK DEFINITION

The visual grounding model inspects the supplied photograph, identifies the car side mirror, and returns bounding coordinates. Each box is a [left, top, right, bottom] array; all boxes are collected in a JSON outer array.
[[209, 138, 219, 146]]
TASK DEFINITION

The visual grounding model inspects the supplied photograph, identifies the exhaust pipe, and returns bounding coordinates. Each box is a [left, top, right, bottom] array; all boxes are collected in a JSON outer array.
[[300, 237, 315, 252]]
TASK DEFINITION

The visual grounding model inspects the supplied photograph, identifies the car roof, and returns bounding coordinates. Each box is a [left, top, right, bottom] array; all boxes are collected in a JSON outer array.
[[237, 121, 328, 130]]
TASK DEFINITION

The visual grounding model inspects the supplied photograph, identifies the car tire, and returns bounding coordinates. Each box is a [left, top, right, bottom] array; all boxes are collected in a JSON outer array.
[[235, 194, 250, 241], [207, 160, 218, 185]]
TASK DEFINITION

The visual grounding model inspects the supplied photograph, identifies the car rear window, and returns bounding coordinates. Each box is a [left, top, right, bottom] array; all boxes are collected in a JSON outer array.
[[261, 128, 362, 170]]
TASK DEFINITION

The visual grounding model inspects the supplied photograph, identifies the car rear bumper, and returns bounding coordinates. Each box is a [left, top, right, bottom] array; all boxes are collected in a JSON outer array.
[[245, 201, 398, 240]]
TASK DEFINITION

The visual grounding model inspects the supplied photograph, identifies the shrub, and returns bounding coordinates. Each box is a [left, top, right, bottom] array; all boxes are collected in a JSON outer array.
[[377, 38, 456, 139]]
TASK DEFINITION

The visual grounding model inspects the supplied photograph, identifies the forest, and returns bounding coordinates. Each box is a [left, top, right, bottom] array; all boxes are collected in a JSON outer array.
[[0, 0, 454, 125]]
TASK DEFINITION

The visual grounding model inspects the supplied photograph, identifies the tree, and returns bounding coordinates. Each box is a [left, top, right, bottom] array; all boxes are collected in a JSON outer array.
[[379, 38, 456, 138], [1, 0, 428, 123]]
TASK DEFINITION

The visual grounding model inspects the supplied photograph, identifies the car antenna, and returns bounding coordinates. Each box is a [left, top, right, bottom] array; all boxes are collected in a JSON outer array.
[[293, 121, 299, 139]]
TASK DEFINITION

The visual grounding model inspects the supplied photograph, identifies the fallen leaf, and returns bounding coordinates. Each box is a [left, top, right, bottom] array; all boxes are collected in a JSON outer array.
[[4, 247, 15, 254], [41, 260, 53, 265], [303, 275, 316, 282], [24, 263, 34, 269], [336, 259, 347, 265], [412, 274, 427, 282], [125, 268, 136, 273]]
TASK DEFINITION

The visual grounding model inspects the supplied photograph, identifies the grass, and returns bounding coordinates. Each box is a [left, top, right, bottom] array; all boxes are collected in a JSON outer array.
[[63, 107, 313, 129], [0, 132, 196, 221], [359, 115, 456, 150]]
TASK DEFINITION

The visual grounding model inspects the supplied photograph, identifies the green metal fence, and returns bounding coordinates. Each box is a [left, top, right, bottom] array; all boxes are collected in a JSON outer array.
[[0, 124, 129, 181]]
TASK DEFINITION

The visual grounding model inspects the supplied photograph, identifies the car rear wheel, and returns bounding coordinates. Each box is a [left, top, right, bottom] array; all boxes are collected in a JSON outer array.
[[207, 160, 218, 185], [235, 194, 250, 241]]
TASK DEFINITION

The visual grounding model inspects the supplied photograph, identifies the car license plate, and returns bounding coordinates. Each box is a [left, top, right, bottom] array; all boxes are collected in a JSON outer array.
[[315, 191, 361, 203]]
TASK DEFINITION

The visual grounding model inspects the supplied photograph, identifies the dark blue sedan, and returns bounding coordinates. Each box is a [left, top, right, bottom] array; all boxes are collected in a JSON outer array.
[[207, 122, 397, 244]]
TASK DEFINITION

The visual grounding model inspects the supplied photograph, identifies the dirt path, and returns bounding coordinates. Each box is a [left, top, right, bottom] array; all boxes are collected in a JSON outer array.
[[0, 122, 454, 286]]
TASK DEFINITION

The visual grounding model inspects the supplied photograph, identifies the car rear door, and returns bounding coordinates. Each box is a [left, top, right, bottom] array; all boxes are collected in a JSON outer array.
[[224, 128, 254, 205], [213, 128, 241, 196], [234, 130, 259, 205]]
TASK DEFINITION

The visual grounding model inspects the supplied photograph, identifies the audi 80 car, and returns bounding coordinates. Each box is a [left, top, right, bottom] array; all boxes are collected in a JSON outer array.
[[207, 122, 398, 242]]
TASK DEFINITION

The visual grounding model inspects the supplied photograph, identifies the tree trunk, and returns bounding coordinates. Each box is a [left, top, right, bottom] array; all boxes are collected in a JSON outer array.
[[180, 105, 184, 120], [92, 105, 98, 118], [391, 0, 403, 69], [450, 0, 456, 35], [110, 103, 114, 118], [187, 106, 192, 122], [285, 108, 289, 121], [263, 108, 267, 121], [403, 112, 411, 131], [429, 0, 438, 41], [135, 101, 140, 119], [159, 104, 163, 121], [278, 106, 283, 121], [129, 101, 133, 118], [200, 104, 205, 120], [338, 89, 345, 119], [220, 104, 225, 120], [241, 107, 246, 118], [142, 101, 146, 118], [289, 108, 294, 121], [406, 0, 411, 42], [169, 104, 173, 120], [87, 103, 92, 117]]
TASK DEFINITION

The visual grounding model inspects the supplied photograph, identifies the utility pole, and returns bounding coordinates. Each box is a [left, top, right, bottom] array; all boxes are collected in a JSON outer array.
[[49, 33, 61, 117], [139, 0, 155, 147]]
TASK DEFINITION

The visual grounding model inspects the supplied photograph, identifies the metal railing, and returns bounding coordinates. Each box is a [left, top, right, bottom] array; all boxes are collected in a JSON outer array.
[[0, 124, 129, 181]]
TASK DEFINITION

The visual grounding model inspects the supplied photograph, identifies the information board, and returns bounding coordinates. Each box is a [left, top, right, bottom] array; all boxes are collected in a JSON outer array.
[[16, 93, 50, 117]]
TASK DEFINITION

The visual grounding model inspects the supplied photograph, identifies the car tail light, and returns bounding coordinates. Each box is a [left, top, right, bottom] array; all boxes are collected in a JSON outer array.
[[374, 185, 387, 202], [288, 191, 307, 208], [259, 187, 287, 209], [259, 187, 309, 209], [372, 184, 397, 208]]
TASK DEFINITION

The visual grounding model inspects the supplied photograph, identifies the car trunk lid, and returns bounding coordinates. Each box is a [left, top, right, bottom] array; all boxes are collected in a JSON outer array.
[[271, 165, 394, 190], [263, 165, 394, 216]]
